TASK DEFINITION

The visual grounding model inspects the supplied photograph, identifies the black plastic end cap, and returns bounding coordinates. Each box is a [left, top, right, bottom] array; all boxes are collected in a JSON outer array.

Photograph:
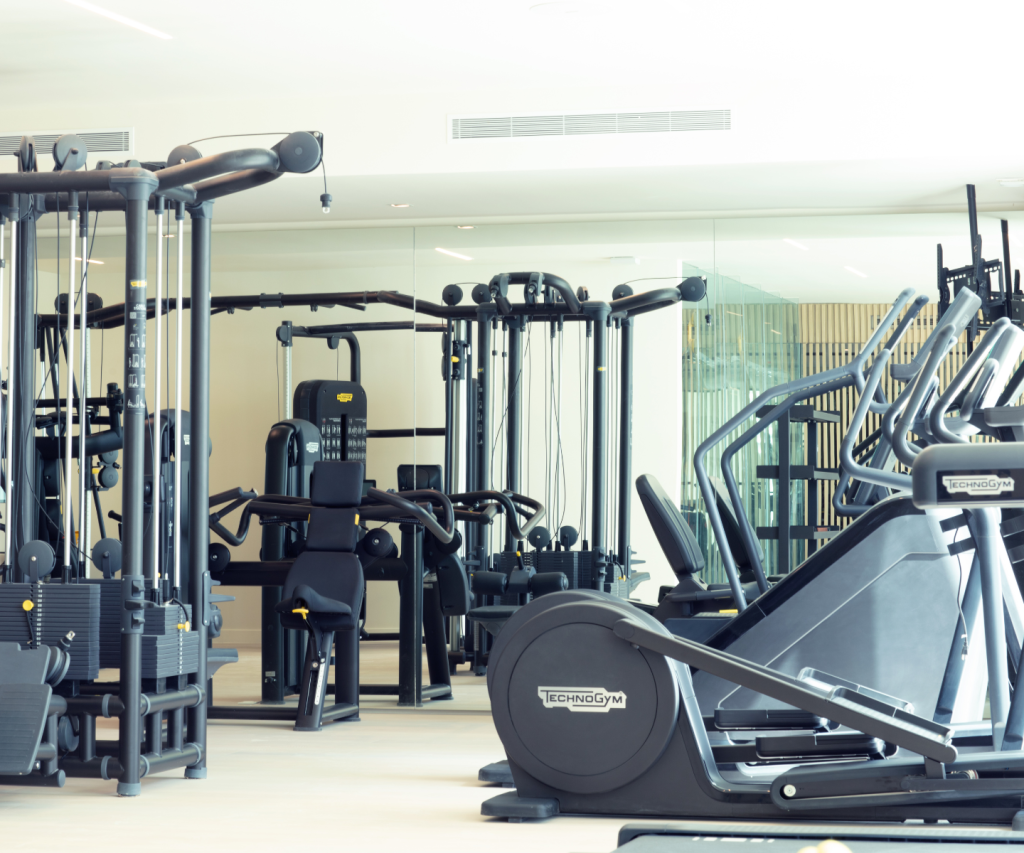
[[679, 276, 707, 303], [276, 131, 322, 174]]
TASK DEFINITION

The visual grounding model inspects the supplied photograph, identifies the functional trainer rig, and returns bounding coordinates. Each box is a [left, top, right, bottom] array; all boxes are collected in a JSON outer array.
[[0, 130, 324, 795]]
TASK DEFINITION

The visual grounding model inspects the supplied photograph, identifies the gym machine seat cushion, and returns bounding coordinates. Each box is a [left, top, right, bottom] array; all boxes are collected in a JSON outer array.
[[305, 508, 360, 553], [310, 460, 365, 508], [276, 555, 363, 632], [636, 474, 705, 576]]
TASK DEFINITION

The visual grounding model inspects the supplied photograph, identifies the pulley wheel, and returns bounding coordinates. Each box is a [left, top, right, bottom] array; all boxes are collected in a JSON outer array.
[[18, 540, 55, 582], [489, 598, 679, 794]]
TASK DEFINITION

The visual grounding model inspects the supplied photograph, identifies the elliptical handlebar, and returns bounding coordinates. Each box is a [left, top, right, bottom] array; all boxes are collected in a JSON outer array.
[[927, 318, 1020, 445], [692, 288, 918, 609]]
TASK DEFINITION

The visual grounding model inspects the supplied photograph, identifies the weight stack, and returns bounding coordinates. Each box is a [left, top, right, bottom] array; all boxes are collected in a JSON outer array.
[[0, 584, 100, 680], [533, 550, 579, 590], [141, 603, 199, 678], [81, 579, 121, 668]]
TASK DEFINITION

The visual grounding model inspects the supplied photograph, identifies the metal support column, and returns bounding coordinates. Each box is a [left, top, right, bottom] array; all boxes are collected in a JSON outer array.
[[185, 200, 213, 779], [110, 170, 157, 796], [617, 316, 634, 577], [12, 195, 39, 571], [398, 524, 424, 706], [972, 508, 1010, 749], [591, 305, 610, 588], [778, 411, 791, 573], [505, 318, 523, 550]]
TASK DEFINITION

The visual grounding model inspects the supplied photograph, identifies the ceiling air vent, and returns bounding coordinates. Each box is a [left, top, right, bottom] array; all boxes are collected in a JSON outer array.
[[450, 110, 729, 141], [0, 128, 133, 158]]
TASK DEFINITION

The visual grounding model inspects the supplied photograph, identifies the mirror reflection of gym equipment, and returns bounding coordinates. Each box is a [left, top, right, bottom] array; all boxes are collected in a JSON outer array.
[[7, 14, 1024, 852]]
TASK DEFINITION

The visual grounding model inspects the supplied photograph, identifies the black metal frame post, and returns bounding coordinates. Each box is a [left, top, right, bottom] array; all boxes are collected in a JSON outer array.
[[469, 314, 493, 672], [110, 170, 158, 796], [397, 523, 424, 706], [617, 316, 634, 577], [505, 317, 524, 550], [778, 411, 791, 573], [444, 318, 454, 493], [590, 305, 611, 588], [185, 200, 213, 779], [12, 195, 40, 571]]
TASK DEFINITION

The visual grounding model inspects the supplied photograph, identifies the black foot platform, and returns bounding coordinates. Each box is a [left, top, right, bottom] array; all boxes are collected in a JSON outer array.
[[481, 790, 558, 821], [478, 759, 514, 786]]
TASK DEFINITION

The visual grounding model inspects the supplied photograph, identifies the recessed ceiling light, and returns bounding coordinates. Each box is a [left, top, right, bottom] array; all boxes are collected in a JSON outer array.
[[62, 0, 172, 39], [436, 247, 473, 261], [74, 257, 104, 265], [456, 225, 475, 230], [390, 203, 410, 208], [782, 238, 809, 251], [609, 256, 639, 265], [1000, 178, 1024, 188], [844, 266, 868, 278]]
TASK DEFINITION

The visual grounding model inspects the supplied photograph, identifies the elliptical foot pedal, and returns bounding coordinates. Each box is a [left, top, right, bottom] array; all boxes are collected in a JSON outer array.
[[479, 759, 514, 787], [481, 790, 558, 820]]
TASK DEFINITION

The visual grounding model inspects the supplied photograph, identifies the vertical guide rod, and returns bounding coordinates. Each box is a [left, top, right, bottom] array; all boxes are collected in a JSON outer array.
[[78, 214, 89, 573], [4, 211, 16, 569], [63, 195, 78, 573], [173, 204, 184, 594], [150, 199, 163, 586]]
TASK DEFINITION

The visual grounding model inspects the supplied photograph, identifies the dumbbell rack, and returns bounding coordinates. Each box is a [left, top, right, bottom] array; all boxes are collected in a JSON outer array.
[[754, 404, 840, 573]]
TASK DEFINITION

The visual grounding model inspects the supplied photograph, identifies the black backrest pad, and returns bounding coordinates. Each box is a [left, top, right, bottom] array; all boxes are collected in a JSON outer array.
[[305, 508, 359, 552], [310, 460, 365, 507], [636, 474, 704, 576]]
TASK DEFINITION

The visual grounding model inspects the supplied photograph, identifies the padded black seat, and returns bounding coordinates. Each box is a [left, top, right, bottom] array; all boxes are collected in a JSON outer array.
[[277, 583, 352, 618], [274, 461, 365, 731], [637, 473, 755, 622], [467, 605, 519, 637]]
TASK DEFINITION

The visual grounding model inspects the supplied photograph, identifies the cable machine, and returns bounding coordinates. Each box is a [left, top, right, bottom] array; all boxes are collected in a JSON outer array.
[[0, 129, 325, 795]]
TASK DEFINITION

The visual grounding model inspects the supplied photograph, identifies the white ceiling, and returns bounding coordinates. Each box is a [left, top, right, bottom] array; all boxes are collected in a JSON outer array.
[[5, 0, 1024, 225]]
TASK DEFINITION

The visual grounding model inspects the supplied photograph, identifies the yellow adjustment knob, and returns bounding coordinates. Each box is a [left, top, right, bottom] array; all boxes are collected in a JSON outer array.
[[292, 607, 310, 618], [354, 514, 359, 525], [451, 356, 460, 362], [177, 622, 191, 631], [516, 551, 521, 557], [22, 600, 33, 612]]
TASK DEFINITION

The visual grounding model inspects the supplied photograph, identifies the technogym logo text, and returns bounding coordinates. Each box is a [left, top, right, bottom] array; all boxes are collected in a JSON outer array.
[[538, 687, 627, 713], [942, 475, 1015, 496]]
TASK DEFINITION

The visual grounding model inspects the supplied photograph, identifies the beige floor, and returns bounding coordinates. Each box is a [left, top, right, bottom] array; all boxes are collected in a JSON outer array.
[[0, 643, 622, 853]]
